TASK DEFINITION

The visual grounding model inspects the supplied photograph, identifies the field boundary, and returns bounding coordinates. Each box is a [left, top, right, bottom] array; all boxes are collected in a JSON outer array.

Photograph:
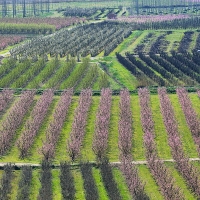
[[0, 158, 200, 169], [1, 86, 200, 96]]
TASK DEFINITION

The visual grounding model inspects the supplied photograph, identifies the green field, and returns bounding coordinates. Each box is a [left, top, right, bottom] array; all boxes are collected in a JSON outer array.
[[0, 93, 199, 163], [1, 3, 200, 199], [1, 92, 200, 199]]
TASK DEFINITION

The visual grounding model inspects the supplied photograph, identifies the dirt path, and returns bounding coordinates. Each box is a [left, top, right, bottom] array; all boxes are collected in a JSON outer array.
[[0, 158, 200, 169]]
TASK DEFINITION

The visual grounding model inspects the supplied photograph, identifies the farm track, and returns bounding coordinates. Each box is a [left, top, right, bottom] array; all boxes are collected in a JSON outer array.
[[0, 158, 200, 169]]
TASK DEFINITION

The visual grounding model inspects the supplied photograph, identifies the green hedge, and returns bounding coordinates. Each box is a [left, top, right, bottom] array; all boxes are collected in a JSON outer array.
[[1, 86, 200, 96]]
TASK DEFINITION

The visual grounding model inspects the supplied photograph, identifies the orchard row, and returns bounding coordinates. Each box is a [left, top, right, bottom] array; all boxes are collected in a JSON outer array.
[[0, 57, 109, 91], [1, 88, 200, 199]]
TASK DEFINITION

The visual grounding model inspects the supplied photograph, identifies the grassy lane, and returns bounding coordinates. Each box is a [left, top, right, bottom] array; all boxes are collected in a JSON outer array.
[[150, 95, 172, 159], [81, 97, 100, 161], [42, 61, 66, 89], [189, 93, 200, 118], [107, 96, 120, 161], [76, 65, 98, 91], [169, 94, 198, 158], [0, 98, 37, 163], [128, 31, 148, 53], [26, 60, 59, 89], [112, 167, 132, 200], [55, 97, 79, 163], [92, 167, 109, 200], [52, 169, 62, 200], [165, 30, 184, 53], [92, 68, 121, 90], [10, 60, 46, 89], [0, 170, 3, 179], [143, 32, 158, 54], [73, 168, 86, 200], [10, 170, 20, 200], [109, 30, 142, 56], [92, 75, 101, 90], [0, 61, 30, 88], [110, 57, 138, 89], [165, 162, 196, 199], [107, 75, 122, 90], [189, 31, 199, 52], [29, 169, 41, 199], [131, 95, 146, 160], [137, 165, 164, 200], [101, 57, 137, 90], [192, 161, 200, 170], [59, 63, 83, 89]]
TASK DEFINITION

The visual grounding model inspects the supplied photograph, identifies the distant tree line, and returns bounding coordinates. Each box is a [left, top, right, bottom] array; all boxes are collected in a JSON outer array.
[[133, 0, 200, 15], [1, 0, 50, 18]]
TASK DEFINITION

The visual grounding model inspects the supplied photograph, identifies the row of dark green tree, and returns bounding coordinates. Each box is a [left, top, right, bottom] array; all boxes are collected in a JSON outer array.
[[0, 161, 123, 200], [132, 0, 200, 15]]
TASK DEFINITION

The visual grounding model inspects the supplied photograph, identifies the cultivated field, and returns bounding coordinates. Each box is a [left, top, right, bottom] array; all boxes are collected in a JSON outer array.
[[1, 1, 200, 199]]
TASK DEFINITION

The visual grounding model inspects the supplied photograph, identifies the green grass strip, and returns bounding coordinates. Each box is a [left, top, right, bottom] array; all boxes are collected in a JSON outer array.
[[59, 60, 89, 89], [92, 167, 109, 200], [0, 58, 16, 78], [137, 165, 164, 200], [131, 95, 146, 160], [26, 59, 59, 89], [169, 94, 198, 158], [0, 170, 3, 179], [10, 170, 20, 200], [150, 95, 172, 159], [76, 65, 98, 90], [129, 30, 149, 53], [107, 96, 120, 161], [52, 169, 62, 200], [92, 72, 102, 90], [55, 97, 79, 163], [165, 162, 196, 199], [165, 31, 184, 53], [43, 60, 76, 89], [189, 31, 199, 53], [92, 68, 120, 90], [189, 93, 200, 118], [0, 60, 31, 88], [29, 169, 41, 199], [73, 168, 86, 200], [109, 30, 142, 56], [102, 57, 137, 90], [112, 167, 132, 200], [192, 160, 200, 171], [11, 59, 45, 88], [81, 97, 100, 161]]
